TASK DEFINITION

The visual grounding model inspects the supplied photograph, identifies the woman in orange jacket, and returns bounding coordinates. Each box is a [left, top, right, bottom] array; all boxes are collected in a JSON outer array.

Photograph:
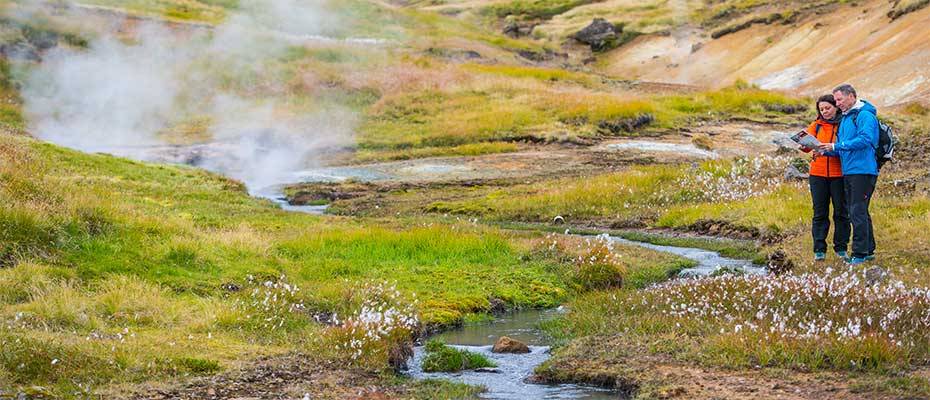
[[801, 94, 849, 261]]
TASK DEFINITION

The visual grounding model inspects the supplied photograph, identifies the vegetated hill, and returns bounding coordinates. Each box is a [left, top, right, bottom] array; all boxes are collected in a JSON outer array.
[[404, 0, 930, 107]]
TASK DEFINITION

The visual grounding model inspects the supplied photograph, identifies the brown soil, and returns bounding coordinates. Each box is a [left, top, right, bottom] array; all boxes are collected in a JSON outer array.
[[121, 354, 412, 400]]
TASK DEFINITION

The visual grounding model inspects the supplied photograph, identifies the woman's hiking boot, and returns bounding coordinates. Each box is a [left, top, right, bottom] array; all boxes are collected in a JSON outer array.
[[814, 252, 826, 261]]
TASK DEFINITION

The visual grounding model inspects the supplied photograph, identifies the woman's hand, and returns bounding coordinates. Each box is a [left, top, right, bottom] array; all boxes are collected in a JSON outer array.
[[818, 143, 835, 152]]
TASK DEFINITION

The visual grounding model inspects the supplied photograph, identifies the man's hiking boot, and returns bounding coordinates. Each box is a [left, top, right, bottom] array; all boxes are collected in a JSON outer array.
[[836, 251, 848, 259], [814, 252, 826, 261], [847, 257, 868, 265], [865, 254, 876, 261]]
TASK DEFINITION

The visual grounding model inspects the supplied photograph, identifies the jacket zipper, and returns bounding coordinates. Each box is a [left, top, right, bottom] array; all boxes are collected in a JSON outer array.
[[826, 125, 832, 178]]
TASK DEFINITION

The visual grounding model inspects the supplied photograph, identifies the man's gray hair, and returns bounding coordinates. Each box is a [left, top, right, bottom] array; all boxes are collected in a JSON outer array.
[[832, 84, 857, 98]]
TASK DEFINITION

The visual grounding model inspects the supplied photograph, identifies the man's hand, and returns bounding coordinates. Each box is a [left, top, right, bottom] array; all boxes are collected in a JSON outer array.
[[818, 143, 835, 152]]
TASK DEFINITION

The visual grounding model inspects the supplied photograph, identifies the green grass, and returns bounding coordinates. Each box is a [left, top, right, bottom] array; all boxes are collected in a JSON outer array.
[[405, 378, 485, 399], [485, 0, 601, 20], [461, 63, 600, 87], [75, 0, 236, 24], [354, 142, 519, 163], [0, 134, 578, 396], [421, 339, 496, 372]]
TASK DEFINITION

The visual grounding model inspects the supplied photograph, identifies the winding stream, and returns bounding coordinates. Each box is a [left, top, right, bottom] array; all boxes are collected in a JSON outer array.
[[405, 234, 767, 399], [609, 236, 767, 278]]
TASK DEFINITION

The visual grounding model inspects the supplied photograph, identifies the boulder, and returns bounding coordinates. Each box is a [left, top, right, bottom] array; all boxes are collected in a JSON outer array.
[[492, 336, 530, 354], [502, 17, 536, 38], [864, 266, 888, 286], [784, 164, 809, 181], [766, 250, 794, 275], [503, 16, 520, 38], [572, 18, 619, 52]]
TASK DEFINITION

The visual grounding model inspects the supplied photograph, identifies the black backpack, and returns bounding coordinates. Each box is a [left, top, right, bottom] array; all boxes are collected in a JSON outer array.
[[849, 110, 897, 171]]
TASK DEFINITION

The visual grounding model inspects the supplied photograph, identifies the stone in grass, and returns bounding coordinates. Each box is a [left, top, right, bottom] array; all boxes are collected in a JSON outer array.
[[492, 336, 530, 354], [864, 266, 889, 286], [766, 250, 794, 276], [710, 266, 745, 277], [572, 18, 619, 52], [421, 339, 496, 373]]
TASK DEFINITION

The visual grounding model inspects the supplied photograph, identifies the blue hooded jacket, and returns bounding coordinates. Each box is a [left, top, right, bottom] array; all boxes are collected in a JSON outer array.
[[830, 100, 879, 176]]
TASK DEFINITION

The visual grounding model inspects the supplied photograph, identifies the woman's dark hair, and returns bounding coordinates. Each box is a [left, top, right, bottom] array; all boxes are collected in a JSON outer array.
[[816, 94, 838, 122]]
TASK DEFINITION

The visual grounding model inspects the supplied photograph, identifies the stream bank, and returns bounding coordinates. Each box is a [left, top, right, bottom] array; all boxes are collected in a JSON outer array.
[[405, 233, 767, 399]]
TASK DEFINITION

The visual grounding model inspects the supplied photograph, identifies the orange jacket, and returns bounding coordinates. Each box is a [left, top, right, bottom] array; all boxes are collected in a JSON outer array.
[[802, 119, 843, 178]]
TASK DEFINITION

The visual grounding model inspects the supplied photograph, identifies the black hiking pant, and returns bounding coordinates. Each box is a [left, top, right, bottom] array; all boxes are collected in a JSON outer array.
[[809, 176, 849, 254], [844, 174, 877, 258]]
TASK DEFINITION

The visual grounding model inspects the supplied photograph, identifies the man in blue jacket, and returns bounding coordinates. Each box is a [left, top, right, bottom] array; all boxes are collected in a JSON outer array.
[[818, 84, 878, 265]]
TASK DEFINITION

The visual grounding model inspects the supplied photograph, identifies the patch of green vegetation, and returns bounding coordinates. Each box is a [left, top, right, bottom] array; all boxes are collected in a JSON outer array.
[[401, 2, 544, 51], [360, 89, 548, 150], [356, 142, 519, 163], [421, 339, 496, 372], [174, 357, 222, 375], [571, 236, 625, 290], [404, 378, 484, 399], [461, 63, 599, 87], [77, 0, 234, 24], [485, 0, 600, 20]]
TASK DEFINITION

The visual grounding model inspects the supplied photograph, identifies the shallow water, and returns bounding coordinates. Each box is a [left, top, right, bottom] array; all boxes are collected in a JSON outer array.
[[603, 141, 717, 159], [432, 309, 561, 347], [292, 165, 393, 182], [610, 236, 767, 277], [251, 185, 329, 215], [407, 344, 617, 400], [407, 309, 618, 400]]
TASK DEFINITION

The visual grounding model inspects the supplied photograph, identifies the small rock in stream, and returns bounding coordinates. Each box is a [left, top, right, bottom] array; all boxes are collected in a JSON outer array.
[[474, 368, 502, 373], [492, 336, 530, 354]]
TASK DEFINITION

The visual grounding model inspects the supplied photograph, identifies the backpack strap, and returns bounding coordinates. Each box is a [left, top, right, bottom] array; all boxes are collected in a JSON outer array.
[[845, 109, 878, 150]]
